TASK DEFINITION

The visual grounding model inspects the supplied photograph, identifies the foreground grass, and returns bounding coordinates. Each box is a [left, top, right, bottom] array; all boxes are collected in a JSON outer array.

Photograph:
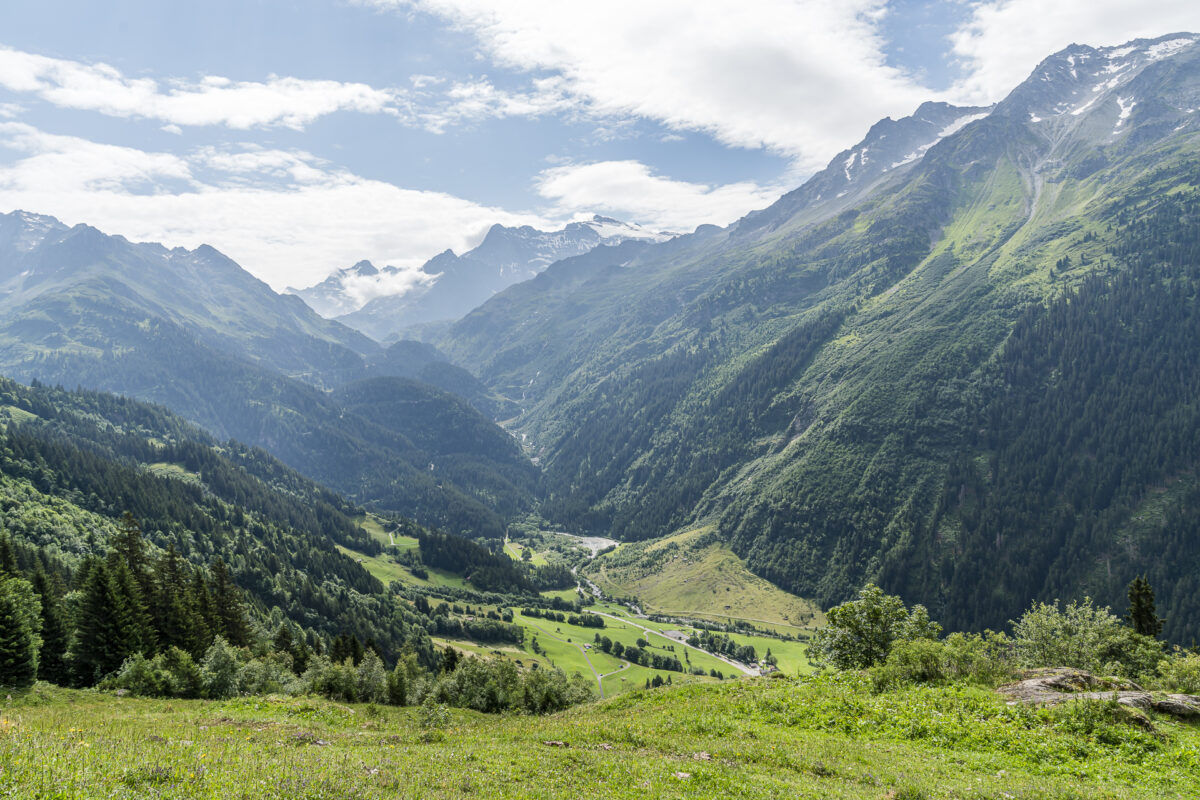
[[2, 676, 1198, 799]]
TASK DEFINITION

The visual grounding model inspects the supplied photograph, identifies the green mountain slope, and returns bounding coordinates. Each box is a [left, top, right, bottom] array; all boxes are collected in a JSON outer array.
[[439, 35, 1200, 638], [0, 214, 376, 384], [0, 376, 432, 661]]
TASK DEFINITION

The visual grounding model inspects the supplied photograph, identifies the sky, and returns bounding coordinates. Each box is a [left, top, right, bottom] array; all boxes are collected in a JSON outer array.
[[0, 0, 1198, 291]]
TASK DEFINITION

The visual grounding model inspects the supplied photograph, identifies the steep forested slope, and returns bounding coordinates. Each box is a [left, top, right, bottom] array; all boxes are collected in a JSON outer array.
[[891, 183, 1200, 640], [0, 377, 431, 660]]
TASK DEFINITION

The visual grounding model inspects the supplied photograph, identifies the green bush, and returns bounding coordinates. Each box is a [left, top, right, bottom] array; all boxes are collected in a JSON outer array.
[[107, 647, 205, 698], [238, 651, 295, 695], [1156, 650, 1200, 694], [871, 632, 1018, 691], [109, 654, 167, 697], [200, 636, 242, 699], [1012, 598, 1162, 678], [303, 656, 359, 702], [356, 652, 388, 704], [418, 656, 594, 715], [1047, 697, 1161, 753], [158, 648, 204, 698], [811, 584, 941, 670]]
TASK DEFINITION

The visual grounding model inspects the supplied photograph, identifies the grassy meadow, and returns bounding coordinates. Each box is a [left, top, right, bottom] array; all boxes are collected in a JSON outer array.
[[583, 527, 824, 630], [3, 676, 1198, 799]]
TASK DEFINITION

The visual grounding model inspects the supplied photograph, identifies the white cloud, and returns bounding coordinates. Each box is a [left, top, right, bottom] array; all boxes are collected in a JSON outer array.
[[420, 75, 577, 132], [339, 269, 436, 308], [0, 46, 405, 130], [536, 160, 786, 233], [948, 1, 1200, 103], [0, 122, 557, 290], [366, 0, 932, 171]]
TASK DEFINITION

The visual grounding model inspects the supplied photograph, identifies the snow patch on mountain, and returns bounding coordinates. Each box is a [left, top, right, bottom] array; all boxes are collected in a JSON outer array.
[[1147, 37, 1197, 61]]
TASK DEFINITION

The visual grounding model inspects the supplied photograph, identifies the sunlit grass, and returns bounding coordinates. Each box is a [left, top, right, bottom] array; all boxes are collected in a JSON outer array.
[[3, 677, 1197, 799]]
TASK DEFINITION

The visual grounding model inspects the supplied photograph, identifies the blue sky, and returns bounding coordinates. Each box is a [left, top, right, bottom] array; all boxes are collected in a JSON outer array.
[[0, 0, 1197, 290]]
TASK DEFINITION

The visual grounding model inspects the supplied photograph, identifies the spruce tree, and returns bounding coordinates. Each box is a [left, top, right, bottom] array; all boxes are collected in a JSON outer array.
[[71, 558, 120, 684], [208, 558, 250, 647], [272, 624, 294, 656], [0, 532, 18, 578], [0, 577, 40, 688], [387, 662, 407, 706], [1126, 575, 1165, 638], [30, 570, 68, 685], [191, 569, 215, 645], [107, 557, 156, 657], [111, 512, 152, 597], [71, 558, 154, 684], [440, 645, 459, 673], [155, 546, 208, 655]]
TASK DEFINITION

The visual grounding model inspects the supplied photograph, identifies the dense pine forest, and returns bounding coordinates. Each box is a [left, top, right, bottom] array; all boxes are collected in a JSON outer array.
[[907, 184, 1200, 640], [0, 377, 604, 716]]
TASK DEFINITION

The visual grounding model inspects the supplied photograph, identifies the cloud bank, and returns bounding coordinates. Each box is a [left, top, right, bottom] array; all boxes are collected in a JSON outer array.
[[536, 160, 785, 233], [0, 122, 554, 290], [0, 47, 405, 129], [369, 0, 932, 171]]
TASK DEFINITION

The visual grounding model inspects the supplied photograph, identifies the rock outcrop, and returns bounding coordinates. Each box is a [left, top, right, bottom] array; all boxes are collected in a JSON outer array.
[[997, 668, 1200, 718]]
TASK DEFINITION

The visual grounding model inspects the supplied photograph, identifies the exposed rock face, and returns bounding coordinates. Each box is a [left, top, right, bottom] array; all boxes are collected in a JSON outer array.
[[997, 668, 1200, 718]]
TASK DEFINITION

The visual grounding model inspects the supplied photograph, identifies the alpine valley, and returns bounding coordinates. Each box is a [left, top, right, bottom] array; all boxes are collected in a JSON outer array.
[[2, 28, 1200, 800]]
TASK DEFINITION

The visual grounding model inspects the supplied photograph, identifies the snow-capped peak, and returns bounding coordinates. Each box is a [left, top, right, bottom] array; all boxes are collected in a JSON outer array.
[[1, 210, 67, 253], [1011, 33, 1199, 126], [292, 215, 671, 324], [577, 214, 676, 243]]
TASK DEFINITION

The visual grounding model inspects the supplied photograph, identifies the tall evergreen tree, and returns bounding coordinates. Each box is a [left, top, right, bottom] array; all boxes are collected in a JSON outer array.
[[1126, 575, 1165, 638], [71, 558, 154, 684], [208, 557, 250, 647], [111, 512, 153, 597], [0, 577, 40, 688], [30, 569, 68, 685], [107, 556, 156, 657], [0, 532, 18, 578], [70, 558, 119, 684], [191, 569, 214, 645], [154, 545, 207, 656]]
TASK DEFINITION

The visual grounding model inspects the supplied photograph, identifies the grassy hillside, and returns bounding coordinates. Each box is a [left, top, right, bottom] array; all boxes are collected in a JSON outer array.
[[3, 678, 1198, 799], [583, 527, 822, 631]]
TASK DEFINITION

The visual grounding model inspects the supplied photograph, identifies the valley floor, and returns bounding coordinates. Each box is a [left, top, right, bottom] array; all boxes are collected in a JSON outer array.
[[2, 677, 1197, 799]]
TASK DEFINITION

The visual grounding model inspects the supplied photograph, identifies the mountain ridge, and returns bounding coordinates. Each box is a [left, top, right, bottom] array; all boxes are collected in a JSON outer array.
[[289, 214, 674, 342]]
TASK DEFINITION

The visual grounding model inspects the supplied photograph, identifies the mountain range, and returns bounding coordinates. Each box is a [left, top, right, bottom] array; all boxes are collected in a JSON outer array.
[[1, 32, 1198, 642], [289, 215, 674, 342], [0, 209, 536, 539]]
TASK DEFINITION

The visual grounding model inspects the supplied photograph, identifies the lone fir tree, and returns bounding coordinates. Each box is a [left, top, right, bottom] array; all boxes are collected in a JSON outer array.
[[1126, 575, 1164, 638]]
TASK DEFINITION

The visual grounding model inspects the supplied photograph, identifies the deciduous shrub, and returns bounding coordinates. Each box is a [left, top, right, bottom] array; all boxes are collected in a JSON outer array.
[[1156, 650, 1200, 694], [871, 632, 1018, 690], [200, 636, 241, 699], [811, 584, 940, 670], [1011, 599, 1161, 678]]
